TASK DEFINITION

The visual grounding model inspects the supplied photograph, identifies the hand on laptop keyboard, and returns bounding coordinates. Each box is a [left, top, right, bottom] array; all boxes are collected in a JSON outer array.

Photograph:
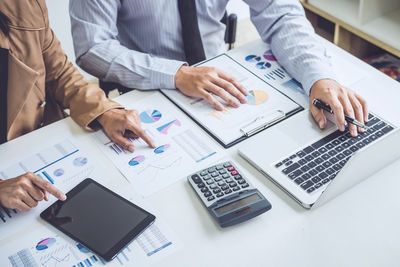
[[309, 79, 368, 137]]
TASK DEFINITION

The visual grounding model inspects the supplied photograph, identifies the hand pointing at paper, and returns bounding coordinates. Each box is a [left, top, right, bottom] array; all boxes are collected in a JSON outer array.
[[0, 173, 67, 211]]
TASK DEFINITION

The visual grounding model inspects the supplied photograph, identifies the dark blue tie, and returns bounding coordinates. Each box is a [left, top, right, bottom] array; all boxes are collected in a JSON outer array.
[[178, 0, 206, 66]]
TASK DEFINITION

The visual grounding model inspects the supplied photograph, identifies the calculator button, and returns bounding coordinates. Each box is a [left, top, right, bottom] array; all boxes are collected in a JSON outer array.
[[241, 183, 249, 188], [225, 178, 233, 183], [223, 162, 232, 168], [210, 184, 217, 189], [197, 182, 205, 188], [224, 189, 232, 194], [211, 172, 219, 177], [203, 175, 211, 180], [233, 186, 240, 191], [222, 174, 230, 179], [200, 171, 207, 176], [201, 187, 208, 193], [213, 188, 221, 194], [217, 181, 225, 186], [206, 180, 214, 185], [207, 196, 215, 201], [237, 179, 246, 185], [204, 191, 212, 197], [191, 174, 201, 184], [214, 177, 222, 182], [227, 166, 235, 171], [221, 185, 229, 190], [216, 165, 224, 170], [234, 174, 242, 180], [219, 170, 227, 174], [229, 182, 237, 188], [208, 168, 216, 173], [231, 170, 239, 176], [216, 192, 224, 198]]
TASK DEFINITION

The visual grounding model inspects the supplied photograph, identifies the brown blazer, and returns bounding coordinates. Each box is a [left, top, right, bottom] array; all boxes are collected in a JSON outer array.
[[0, 0, 122, 141]]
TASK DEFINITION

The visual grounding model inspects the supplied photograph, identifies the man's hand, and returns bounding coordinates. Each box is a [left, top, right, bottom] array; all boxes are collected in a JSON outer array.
[[97, 109, 155, 152], [0, 173, 67, 211], [175, 66, 248, 111], [309, 79, 368, 137]]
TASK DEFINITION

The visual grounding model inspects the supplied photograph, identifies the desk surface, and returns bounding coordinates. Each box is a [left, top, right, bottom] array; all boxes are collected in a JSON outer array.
[[1, 39, 400, 267]]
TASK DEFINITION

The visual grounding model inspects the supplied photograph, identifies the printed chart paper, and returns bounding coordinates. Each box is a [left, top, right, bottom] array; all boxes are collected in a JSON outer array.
[[92, 92, 223, 197], [162, 54, 300, 145]]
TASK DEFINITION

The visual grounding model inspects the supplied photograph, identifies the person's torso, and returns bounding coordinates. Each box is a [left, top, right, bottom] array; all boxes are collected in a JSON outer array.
[[116, 0, 229, 60], [0, 0, 64, 141]]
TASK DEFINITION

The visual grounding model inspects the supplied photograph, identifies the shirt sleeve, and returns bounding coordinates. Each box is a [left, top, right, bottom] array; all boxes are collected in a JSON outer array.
[[69, 0, 185, 90], [243, 0, 339, 95]]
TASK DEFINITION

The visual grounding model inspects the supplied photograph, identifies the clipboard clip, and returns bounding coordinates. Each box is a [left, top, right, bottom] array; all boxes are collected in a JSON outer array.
[[240, 110, 286, 137]]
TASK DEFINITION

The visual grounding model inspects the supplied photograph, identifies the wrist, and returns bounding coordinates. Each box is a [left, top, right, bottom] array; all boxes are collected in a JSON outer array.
[[174, 65, 190, 89]]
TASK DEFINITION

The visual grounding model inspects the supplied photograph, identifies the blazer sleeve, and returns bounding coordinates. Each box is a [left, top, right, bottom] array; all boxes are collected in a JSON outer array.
[[41, 20, 123, 131]]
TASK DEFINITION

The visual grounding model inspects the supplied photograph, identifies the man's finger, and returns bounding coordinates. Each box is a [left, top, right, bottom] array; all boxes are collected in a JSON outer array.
[[349, 93, 365, 133], [26, 183, 45, 202], [201, 91, 225, 111], [14, 200, 31, 212], [30, 175, 67, 201], [339, 94, 357, 137], [21, 192, 38, 208], [328, 97, 346, 131], [217, 70, 248, 96], [213, 77, 247, 104], [126, 124, 155, 148], [355, 93, 369, 122], [206, 82, 240, 108], [309, 104, 327, 129], [111, 132, 135, 152]]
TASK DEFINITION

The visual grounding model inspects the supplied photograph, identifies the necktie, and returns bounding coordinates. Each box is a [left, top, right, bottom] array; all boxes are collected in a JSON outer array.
[[178, 0, 206, 65]]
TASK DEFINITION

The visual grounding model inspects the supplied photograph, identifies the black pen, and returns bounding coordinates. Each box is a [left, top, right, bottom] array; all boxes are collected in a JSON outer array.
[[312, 99, 369, 130]]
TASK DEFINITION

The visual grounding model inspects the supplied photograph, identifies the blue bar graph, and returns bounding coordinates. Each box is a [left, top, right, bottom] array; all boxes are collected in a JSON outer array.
[[42, 171, 54, 184]]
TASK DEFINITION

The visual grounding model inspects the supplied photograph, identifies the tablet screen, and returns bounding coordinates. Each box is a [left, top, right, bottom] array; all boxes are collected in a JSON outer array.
[[41, 179, 155, 261]]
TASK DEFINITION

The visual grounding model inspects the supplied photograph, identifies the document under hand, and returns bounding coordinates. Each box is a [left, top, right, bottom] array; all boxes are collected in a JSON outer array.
[[162, 54, 302, 147]]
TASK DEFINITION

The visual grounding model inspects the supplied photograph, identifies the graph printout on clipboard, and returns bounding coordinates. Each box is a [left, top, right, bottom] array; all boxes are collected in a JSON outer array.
[[162, 54, 302, 147]]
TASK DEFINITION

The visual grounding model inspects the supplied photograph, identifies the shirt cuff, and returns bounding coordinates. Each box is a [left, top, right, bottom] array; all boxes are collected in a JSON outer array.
[[150, 59, 187, 89], [301, 64, 340, 96]]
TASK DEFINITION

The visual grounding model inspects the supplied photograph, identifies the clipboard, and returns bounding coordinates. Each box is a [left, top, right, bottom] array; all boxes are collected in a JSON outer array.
[[161, 54, 303, 148]]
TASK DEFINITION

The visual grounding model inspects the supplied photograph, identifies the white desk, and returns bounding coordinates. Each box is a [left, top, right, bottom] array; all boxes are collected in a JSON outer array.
[[1, 39, 400, 267]]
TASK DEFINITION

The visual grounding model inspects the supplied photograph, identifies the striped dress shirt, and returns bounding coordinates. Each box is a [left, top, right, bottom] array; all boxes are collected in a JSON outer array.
[[69, 0, 337, 95]]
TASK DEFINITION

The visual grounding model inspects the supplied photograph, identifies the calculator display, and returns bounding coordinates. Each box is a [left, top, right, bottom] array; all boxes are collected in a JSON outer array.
[[214, 194, 261, 215]]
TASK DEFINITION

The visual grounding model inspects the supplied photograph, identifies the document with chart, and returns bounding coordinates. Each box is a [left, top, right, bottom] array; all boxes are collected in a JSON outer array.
[[0, 138, 97, 241], [0, 186, 183, 267], [161, 54, 302, 147], [91, 92, 223, 197]]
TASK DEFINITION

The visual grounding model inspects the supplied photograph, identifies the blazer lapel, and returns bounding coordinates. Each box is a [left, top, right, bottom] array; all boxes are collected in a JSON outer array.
[[7, 51, 39, 133]]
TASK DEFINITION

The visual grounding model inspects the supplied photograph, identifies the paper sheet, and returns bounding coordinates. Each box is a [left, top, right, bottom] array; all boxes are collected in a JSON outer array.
[[0, 139, 96, 241], [162, 54, 300, 146], [91, 92, 223, 197], [227, 40, 367, 108], [0, 186, 182, 267]]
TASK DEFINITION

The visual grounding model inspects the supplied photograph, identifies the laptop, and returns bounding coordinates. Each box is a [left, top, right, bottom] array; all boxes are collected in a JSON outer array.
[[238, 111, 400, 209]]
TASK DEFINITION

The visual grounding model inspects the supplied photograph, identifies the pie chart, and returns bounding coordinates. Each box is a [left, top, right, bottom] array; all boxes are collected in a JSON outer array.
[[36, 238, 56, 251], [256, 62, 272, 69], [154, 144, 171, 154], [245, 55, 261, 62], [73, 157, 88, 167], [53, 168, 64, 177], [263, 50, 277, 61], [129, 155, 145, 166], [140, 109, 162, 124], [246, 90, 269, 105]]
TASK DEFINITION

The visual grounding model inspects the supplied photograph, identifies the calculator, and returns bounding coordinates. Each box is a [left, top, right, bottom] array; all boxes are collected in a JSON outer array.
[[188, 161, 271, 227]]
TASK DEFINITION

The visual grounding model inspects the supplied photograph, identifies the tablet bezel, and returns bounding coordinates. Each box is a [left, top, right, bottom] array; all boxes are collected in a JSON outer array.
[[40, 178, 156, 262]]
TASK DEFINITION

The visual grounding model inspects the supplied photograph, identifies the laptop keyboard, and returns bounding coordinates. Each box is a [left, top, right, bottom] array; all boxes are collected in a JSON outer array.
[[274, 114, 394, 194]]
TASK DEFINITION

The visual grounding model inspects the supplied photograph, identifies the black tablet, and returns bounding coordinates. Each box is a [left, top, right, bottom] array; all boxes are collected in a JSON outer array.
[[40, 178, 155, 262]]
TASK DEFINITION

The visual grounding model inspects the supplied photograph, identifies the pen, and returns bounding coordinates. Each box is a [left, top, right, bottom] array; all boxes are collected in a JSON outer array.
[[312, 99, 369, 130]]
